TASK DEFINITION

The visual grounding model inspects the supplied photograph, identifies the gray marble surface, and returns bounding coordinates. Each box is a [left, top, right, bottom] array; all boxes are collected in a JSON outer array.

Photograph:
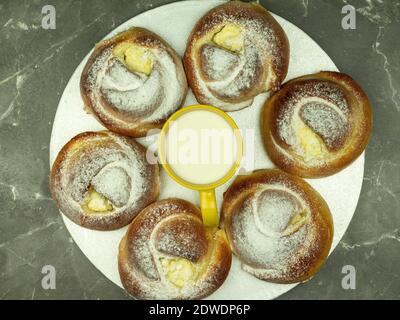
[[0, 0, 399, 300]]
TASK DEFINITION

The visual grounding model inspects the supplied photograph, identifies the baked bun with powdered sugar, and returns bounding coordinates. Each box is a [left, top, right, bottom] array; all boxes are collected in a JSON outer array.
[[118, 198, 232, 300], [50, 131, 160, 231], [184, 1, 289, 111], [261, 71, 372, 178], [80, 27, 188, 137], [222, 169, 333, 283]]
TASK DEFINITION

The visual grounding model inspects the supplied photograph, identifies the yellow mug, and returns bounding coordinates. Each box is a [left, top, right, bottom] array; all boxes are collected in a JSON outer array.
[[158, 105, 243, 227]]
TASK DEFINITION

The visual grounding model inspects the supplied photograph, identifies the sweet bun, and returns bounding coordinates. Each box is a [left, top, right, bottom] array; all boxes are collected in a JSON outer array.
[[50, 131, 160, 230], [184, 1, 289, 111], [81, 27, 188, 137], [261, 71, 372, 178], [118, 198, 232, 299], [221, 169, 333, 283]]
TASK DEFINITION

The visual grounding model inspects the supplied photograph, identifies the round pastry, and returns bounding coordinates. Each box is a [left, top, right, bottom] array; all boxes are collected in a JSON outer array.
[[184, 1, 289, 111], [118, 198, 232, 300], [50, 131, 160, 231], [262, 71, 372, 178], [221, 169, 333, 283], [80, 27, 188, 137]]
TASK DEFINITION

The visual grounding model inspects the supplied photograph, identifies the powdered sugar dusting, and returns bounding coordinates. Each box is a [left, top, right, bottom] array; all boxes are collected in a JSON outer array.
[[300, 102, 348, 149], [276, 80, 350, 165], [188, 5, 287, 111], [54, 132, 153, 224], [84, 36, 187, 131], [206, 45, 260, 98], [101, 60, 146, 91], [92, 165, 131, 207], [201, 45, 240, 81], [122, 202, 226, 299], [102, 61, 164, 118], [229, 184, 318, 279]]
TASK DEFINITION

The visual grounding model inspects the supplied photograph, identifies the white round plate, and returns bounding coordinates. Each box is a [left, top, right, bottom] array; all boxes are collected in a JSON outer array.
[[50, 0, 364, 299]]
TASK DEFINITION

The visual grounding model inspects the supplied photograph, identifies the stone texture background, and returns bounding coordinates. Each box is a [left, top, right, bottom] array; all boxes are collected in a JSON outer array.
[[0, 0, 399, 299]]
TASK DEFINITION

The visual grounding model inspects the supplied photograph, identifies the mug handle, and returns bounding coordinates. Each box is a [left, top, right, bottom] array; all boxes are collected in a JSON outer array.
[[199, 189, 219, 227]]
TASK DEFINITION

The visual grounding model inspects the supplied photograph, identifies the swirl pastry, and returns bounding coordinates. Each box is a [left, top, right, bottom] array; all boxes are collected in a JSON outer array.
[[50, 131, 160, 231], [184, 1, 289, 111], [80, 27, 188, 137], [222, 169, 333, 283], [118, 198, 231, 300], [262, 71, 372, 178]]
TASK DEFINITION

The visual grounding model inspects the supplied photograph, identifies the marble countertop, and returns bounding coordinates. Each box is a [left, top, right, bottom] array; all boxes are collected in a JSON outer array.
[[0, 0, 399, 300]]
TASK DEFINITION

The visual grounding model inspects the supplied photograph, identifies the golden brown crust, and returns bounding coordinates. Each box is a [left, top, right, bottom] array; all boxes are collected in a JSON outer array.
[[221, 169, 333, 283], [118, 198, 232, 300], [50, 131, 160, 231], [81, 27, 188, 137], [184, 1, 289, 111], [261, 71, 372, 178]]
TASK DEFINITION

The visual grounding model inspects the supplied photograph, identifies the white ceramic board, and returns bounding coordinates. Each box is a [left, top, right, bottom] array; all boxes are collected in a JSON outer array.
[[49, 0, 364, 299]]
